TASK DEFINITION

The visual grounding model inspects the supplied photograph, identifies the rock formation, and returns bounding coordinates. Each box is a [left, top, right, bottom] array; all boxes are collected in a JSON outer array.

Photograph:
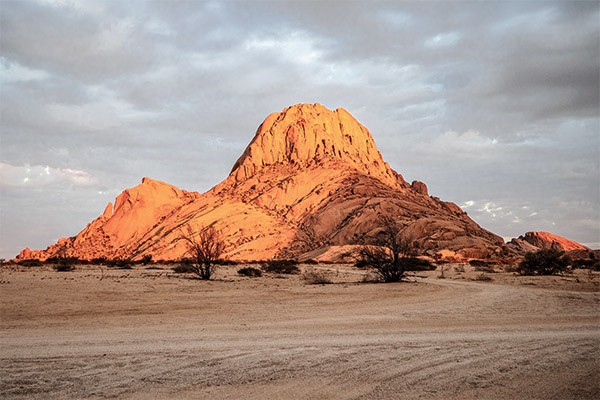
[[507, 231, 589, 254], [16, 103, 507, 262]]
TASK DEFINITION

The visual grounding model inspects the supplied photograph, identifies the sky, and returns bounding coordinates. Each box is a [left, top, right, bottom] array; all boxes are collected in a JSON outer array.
[[0, 0, 599, 259]]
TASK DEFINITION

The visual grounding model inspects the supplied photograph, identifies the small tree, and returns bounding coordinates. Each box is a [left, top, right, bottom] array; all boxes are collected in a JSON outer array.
[[179, 225, 225, 280], [356, 217, 415, 282], [518, 248, 571, 275]]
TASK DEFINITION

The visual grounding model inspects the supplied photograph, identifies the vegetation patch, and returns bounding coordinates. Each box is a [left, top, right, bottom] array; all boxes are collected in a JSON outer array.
[[474, 265, 496, 273], [518, 248, 571, 275], [237, 266, 262, 277], [473, 273, 493, 281], [469, 259, 490, 267], [400, 257, 436, 271], [47, 257, 79, 271], [302, 268, 332, 284], [261, 259, 300, 274], [178, 225, 225, 280], [572, 258, 600, 271], [172, 264, 194, 274], [106, 259, 133, 269], [17, 259, 42, 267], [355, 217, 421, 282], [216, 259, 239, 265]]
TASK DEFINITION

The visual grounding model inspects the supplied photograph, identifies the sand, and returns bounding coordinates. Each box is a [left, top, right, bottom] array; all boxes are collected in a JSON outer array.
[[1, 264, 599, 399]]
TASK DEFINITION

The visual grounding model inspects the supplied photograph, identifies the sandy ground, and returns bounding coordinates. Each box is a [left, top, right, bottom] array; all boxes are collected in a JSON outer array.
[[1, 263, 599, 399]]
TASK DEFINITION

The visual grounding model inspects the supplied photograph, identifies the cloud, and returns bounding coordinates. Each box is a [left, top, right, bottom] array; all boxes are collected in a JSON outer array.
[[0, 162, 100, 188], [424, 32, 461, 48], [428, 130, 500, 159], [0, 0, 598, 257]]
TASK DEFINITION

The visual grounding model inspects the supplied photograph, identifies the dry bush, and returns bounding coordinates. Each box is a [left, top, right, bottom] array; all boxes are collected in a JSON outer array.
[[106, 258, 133, 269], [474, 265, 496, 273], [17, 259, 42, 267], [261, 259, 300, 274], [52, 263, 75, 272], [518, 248, 571, 276], [47, 256, 79, 271], [178, 225, 225, 280], [238, 266, 262, 277], [503, 264, 519, 273], [302, 268, 332, 284], [473, 273, 493, 281], [361, 270, 381, 283], [355, 217, 417, 282], [172, 264, 194, 274], [437, 264, 446, 279], [139, 255, 153, 265]]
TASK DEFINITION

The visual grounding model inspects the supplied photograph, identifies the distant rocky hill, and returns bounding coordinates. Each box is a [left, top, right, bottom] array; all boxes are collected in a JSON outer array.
[[17, 103, 509, 262], [507, 231, 590, 254]]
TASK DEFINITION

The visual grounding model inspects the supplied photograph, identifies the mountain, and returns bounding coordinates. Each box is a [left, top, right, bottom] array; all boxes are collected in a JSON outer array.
[[16, 103, 506, 262], [507, 231, 589, 254]]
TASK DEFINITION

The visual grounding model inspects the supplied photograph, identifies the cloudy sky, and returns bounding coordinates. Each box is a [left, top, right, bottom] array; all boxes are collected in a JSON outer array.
[[1, 0, 598, 259]]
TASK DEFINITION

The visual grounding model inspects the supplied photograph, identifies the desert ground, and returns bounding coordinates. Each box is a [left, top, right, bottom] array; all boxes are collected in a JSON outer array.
[[1, 263, 598, 399]]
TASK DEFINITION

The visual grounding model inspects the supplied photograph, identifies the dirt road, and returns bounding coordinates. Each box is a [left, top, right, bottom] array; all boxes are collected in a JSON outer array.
[[1, 265, 598, 399]]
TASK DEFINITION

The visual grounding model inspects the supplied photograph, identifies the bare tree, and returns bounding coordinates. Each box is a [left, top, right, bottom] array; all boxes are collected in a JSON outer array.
[[356, 217, 415, 282], [179, 225, 225, 280]]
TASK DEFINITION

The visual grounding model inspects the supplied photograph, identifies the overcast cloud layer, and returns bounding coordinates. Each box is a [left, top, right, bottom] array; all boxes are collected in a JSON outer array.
[[1, 0, 598, 258]]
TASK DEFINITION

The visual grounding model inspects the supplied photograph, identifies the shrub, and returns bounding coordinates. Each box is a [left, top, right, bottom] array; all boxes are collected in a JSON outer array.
[[518, 248, 571, 275], [361, 271, 381, 283], [355, 217, 417, 282], [237, 266, 262, 277], [140, 255, 153, 265], [399, 257, 436, 271], [437, 264, 446, 279], [53, 263, 75, 272], [178, 225, 225, 280], [18, 259, 42, 267], [47, 257, 79, 271], [469, 260, 490, 267], [503, 264, 519, 273], [572, 258, 598, 269], [473, 273, 493, 281], [90, 257, 107, 265], [216, 259, 238, 265], [354, 257, 370, 269], [261, 259, 300, 274], [172, 264, 194, 274], [47, 256, 79, 265], [302, 268, 332, 284], [474, 265, 496, 273], [106, 258, 133, 269], [303, 259, 318, 265]]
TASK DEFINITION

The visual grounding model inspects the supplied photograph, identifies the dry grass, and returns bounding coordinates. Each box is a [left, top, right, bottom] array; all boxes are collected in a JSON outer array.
[[301, 267, 332, 284]]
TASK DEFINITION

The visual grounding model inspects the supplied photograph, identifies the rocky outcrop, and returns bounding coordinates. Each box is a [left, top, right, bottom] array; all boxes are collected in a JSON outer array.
[[411, 181, 428, 196], [507, 231, 589, 254], [230, 103, 406, 188], [16, 103, 506, 262]]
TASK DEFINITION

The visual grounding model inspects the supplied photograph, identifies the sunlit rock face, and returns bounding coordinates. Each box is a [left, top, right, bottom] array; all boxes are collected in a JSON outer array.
[[507, 231, 589, 254], [229, 103, 403, 188], [16, 103, 506, 262]]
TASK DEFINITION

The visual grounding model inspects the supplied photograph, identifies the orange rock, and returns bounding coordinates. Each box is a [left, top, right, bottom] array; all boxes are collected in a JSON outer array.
[[15, 103, 510, 262], [508, 231, 589, 254], [230, 103, 406, 188]]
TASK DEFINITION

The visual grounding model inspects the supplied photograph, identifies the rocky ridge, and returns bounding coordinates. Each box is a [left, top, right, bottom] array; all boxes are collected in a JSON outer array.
[[507, 231, 589, 254], [18, 103, 508, 262]]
